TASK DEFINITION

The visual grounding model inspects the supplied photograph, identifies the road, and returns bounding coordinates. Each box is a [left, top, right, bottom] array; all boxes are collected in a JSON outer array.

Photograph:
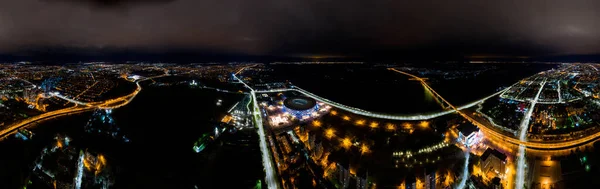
[[515, 79, 546, 189], [388, 68, 600, 150], [0, 73, 169, 140], [255, 85, 507, 121], [232, 66, 280, 189]]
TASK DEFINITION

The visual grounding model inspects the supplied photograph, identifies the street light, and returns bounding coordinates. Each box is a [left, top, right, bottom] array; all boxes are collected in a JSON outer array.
[[325, 128, 336, 139], [312, 120, 322, 127], [370, 121, 379, 129], [341, 137, 352, 149]]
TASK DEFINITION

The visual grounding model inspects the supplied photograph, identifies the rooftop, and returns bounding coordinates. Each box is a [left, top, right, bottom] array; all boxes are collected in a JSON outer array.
[[457, 123, 479, 137], [481, 148, 507, 162]]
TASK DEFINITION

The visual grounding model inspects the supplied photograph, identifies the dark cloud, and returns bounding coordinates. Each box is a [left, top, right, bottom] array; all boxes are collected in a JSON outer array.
[[1, 0, 600, 59], [41, 0, 176, 8]]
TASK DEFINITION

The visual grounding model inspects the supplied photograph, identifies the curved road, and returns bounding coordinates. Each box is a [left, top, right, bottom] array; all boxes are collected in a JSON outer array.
[[256, 85, 507, 121], [0, 74, 167, 140], [388, 68, 600, 150]]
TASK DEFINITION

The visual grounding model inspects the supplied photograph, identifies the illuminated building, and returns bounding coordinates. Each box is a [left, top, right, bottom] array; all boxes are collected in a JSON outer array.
[[457, 123, 481, 147], [282, 96, 319, 119], [269, 114, 289, 126], [480, 148, 507, 180], [424, 168, 436, 189], [22, 87, 38, 103], [336, 162, 351, 189]]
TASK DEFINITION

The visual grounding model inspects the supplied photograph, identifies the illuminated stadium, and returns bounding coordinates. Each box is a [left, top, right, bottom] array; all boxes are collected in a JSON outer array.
[[282, 96, 319, 118]]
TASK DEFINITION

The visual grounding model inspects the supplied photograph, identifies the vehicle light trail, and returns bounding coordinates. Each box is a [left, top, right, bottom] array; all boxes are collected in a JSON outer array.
[[515, 79, 546, 189], [0, 73, 169, 140], [557, 80, 562, 103], [74, 150, 84, 189], [388, 67, 600, 150], [455, 150, 470, 189], [50, 92, 90, 106], [232, 70, 279, 189], [255, 85, 507, 121]]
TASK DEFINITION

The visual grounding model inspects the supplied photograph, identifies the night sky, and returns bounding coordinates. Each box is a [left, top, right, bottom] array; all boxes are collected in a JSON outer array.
[[2, 0, 600, 60]]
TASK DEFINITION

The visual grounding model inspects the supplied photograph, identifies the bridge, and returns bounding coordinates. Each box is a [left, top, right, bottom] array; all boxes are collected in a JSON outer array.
[[0, 106, 94, 139], [253, 67, 600, 150], [49, 92, 91, 106], [388, 68, 600, 150], [255, 83, 507, 121]]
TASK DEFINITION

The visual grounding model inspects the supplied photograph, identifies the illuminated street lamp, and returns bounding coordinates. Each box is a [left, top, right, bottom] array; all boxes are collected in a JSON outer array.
[[360, 144, 370, 154], [341, 137, 352, 149], [343, 116, 351, 121], [330, 110, 338, 115], [369, 121, 379, 129], [386, 123, 397, 131], [325, 128, 336, 139], [355, 119, 366, 126]]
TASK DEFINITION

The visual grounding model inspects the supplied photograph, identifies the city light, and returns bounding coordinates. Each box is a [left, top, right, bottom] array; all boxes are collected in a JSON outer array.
[[386, 123, 396, 131], [369, 121, 379, 129], [312, 120, 322, 127], [516, 79, 546, 189], [7, 61, 598, 189], [257, 85, 505, 121], [325, 128, 336, 139], [343, 116, 351, 121], [232, 72, 278, 189], [355, 119, 365, 126], [269, 114, 289, 126], [360, 144, 370, 155], [341, 137, 352, 149]]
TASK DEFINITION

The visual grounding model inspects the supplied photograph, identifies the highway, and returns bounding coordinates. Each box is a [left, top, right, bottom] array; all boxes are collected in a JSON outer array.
[[387, 68, 600, 150], [391, 65, 600, 188], [255, 85, 507, 121], [240, 67, 600, 150], [0, 106, 94, 139], [0, 73, 169, 140], [515, 79, 546, 189], [232, 67, 280, 189]]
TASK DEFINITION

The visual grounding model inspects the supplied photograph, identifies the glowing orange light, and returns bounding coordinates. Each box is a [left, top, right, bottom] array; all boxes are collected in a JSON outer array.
[[83, 159, 92, 170], [330, 110, 338, 115], [99, 154, 106, 165], [325, 128, 336, 139], [355, 119, 366, 126], [369, 121, 379, 129], [419, 121, 430, 128], [343, 116, 351, 121], [341, 138, 352, 149], [312, 120, 322, 127]]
